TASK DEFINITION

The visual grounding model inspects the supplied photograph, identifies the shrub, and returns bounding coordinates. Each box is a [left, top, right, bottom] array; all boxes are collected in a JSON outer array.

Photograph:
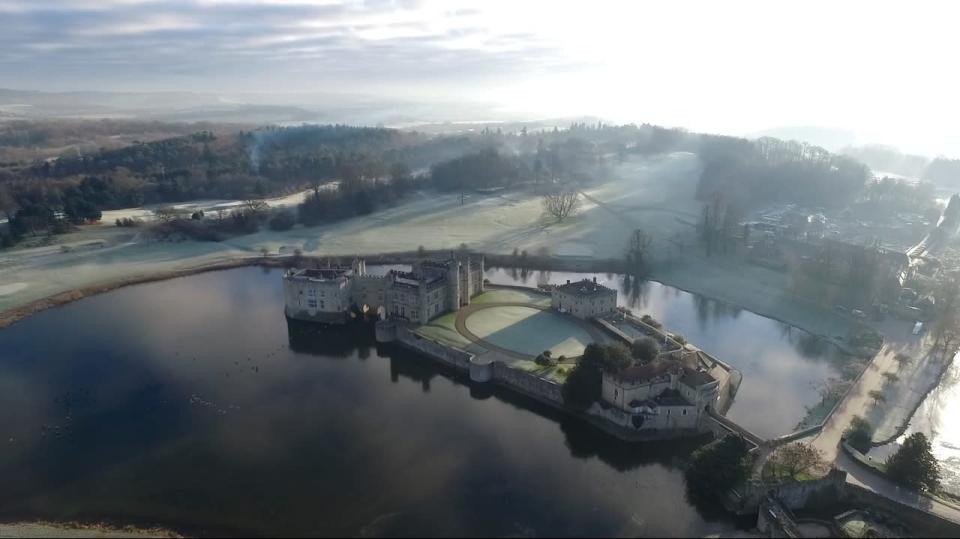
[[671, 333, 687, 345], [562, 361, 602, 409], [686, 435, 750, 500], [150, 219, 223, 242], [640, 314, 662, 329], [582, 343, 632, 373], [115, 217, 142, 227], [632, 337, 660, 363], [844, 416, 874, 453], [269, 210, 296, 231], [535, 353, 556, 367]]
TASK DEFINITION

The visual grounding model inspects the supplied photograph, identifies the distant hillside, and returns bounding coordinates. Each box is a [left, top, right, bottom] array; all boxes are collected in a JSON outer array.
[[745, 126, 858, 152], [0, 88, 517, 127]]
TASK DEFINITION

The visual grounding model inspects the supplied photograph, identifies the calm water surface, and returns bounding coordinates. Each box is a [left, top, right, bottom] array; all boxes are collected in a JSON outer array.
[[0, 267, 747, 537], [869, 357, 960, 496], [485, 268, 850, 439]]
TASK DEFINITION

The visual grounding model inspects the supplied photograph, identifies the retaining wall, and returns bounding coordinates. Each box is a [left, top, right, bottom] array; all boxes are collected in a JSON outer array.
[[394, 323, 474, 370], [491, 362, 564, 405], [842, 484, 960, 537], [725, 470, 846, 515]]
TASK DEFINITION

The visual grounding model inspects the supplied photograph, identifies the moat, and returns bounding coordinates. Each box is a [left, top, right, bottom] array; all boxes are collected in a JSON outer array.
[[0, 265, 850, 536]]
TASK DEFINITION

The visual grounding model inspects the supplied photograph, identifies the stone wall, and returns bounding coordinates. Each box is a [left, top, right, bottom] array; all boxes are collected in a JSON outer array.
[[491, 362, 563, 404], [394, 323, 474, 370], [724, 470, 845, 515], [841, 484, 960, 537]]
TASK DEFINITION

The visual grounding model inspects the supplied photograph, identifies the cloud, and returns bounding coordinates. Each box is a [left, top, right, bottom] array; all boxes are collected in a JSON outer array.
[[2, 0, 960, 156], [0, 0, 565, 94]]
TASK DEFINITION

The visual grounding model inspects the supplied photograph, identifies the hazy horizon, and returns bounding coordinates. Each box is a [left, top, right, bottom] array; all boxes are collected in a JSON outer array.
[[3, 0, 960, 156]]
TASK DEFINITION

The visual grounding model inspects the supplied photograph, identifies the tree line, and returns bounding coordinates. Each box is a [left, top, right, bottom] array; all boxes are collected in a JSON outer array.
[[1, 120, 891, 250]]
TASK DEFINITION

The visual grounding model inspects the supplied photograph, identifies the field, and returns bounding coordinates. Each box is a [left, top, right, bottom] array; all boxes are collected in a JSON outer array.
[[0, 153, 702, 317], [0, 151, 857, 351]]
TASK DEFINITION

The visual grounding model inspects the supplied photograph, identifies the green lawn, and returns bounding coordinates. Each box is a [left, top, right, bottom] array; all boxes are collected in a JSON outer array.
[[473, 288, 551, 307], [415, 312, 471, 347], [465, 305, 593, 358]]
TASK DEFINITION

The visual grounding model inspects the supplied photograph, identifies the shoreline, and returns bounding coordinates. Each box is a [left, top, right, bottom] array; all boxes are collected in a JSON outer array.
[[0, 521, 181, 538], [0, 251, 848, 346], [0, 256, 283, 330], [872, 348, 957, 447]]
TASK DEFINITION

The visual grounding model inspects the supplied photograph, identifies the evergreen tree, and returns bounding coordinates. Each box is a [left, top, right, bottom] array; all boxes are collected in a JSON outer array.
[[886, 433, 940, 492]]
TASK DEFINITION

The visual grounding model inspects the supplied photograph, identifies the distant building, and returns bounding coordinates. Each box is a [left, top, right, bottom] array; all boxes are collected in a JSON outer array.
[[283, 255, 483, 324], [551, 278, 617, 319], [601, 359, 720, 431]]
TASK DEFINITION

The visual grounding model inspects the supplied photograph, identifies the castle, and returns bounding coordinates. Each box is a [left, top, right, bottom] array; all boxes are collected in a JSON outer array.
[[551, 277, 618, 319], [601, 359, 720, 431], [283, 255, 484, 324]]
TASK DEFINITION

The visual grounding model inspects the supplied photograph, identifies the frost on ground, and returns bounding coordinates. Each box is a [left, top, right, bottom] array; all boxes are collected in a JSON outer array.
[[99, 188, 318, 225], [0, 150, 853, 345], [0, 283, 27, 296], [0, 153, 703, 316]]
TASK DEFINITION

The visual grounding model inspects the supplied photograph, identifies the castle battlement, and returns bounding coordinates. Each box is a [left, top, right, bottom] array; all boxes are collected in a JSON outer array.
[[283, 255, 484, 325]]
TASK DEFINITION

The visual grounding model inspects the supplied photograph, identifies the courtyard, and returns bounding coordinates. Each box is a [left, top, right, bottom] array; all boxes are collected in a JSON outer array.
[[449, 288, 605, 360]]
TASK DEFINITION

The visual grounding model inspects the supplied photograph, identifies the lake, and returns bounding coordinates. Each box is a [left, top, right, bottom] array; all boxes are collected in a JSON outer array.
[[0, 266, 750, 537]]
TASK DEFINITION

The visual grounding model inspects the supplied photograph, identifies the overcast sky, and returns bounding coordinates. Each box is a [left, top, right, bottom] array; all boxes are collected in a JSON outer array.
[[2, 0, 960, 155]]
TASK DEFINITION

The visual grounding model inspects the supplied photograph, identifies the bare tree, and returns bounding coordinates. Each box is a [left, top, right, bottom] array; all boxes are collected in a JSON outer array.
[[933, 275, 960, 354], [625, 228, 653, 278], [542, 189, 581, 222], [768, 443, 826, 480], [894, 353, 912, 368]]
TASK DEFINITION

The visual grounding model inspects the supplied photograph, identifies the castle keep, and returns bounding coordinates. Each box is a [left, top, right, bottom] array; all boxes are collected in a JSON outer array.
[[283, 255, 484, 324]]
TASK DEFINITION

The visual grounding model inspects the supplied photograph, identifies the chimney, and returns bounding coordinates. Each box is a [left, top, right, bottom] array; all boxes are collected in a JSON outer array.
[[593, 276, 597, 283], [566, 279, 571, 285]]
